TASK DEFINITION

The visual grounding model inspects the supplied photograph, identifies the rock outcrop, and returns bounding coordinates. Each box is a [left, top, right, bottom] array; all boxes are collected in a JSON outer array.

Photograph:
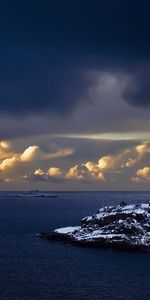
[[39, 203, 150, 252]]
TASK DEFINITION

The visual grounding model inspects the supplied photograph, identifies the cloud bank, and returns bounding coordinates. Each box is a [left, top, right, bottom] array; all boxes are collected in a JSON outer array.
[[21, 141, 150, 187]]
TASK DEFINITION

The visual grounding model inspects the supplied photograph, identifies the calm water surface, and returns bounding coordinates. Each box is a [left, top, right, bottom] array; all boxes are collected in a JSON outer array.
[[0, 192, 150, 300]]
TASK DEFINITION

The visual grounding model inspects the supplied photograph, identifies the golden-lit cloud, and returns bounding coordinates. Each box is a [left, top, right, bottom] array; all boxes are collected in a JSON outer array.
[[34, 169, 45, 176], [64, 142, 150, 182], [0, 145, 40, 172], [0, 142, 74, 174], [0, 156, 19, 172], [137, 167, 150, 180], [66, 164, 87, 180], [133, 167, 150, 181], [0, 141, 10, 149], [98, 156, 116, 169], [20, 145, 40, 162], [23, 141, 150, 184], [26, 162, 105, 183], [48, 167, 63, 177], [1, 138, 150, 189], [125, 142, 150, 167], [136, 143, 149, 155], [65, 163, 105, 181], [85, 161, 105, 180], [0, 140, 13, 160], [23, 166, 64, 183]]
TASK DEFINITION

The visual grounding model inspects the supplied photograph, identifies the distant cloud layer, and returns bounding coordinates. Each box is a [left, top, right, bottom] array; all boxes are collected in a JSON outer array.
[[1, 139, 149, 190], [0, 140, 150, 190]]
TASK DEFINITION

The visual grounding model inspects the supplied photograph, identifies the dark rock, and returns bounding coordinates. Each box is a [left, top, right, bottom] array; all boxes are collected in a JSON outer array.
[[39, 203, 150, 252], [119, 201, 127, 207]]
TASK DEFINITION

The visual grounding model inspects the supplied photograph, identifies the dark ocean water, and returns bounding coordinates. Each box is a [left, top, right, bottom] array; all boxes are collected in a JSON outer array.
[[0, 192, 150, 300]]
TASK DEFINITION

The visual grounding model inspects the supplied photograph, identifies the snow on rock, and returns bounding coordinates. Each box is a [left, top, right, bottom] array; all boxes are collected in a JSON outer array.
[[40, 202, 150, 252], [54, 226, 81, 234]]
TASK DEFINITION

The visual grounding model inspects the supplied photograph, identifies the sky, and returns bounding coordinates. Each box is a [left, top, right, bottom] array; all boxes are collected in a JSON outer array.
[[1, 0, 150, 190]]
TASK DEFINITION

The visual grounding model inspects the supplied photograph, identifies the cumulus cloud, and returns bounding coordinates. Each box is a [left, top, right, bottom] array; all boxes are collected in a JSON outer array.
[[34, 169, 45, 176], [124, 142, 150, 167], [1, 138, 150, 189], [137, 167, 150, 180], [65, 164, 95, 181], [24, 163, 106, 184], [0, 141, 10, 149], [20, 146, 40, 162], [0, 145, 40, 172], [23, 141, 150, 185], [48, 167, 63, 177], [20, 145, 74, 162], [85, 161, 105, 180], [0, 143, 74, 173], [24, 167, 64, 183], [98, 156, 116, 170], [0, 156, 19, 172], [133, 167, 150, 182]]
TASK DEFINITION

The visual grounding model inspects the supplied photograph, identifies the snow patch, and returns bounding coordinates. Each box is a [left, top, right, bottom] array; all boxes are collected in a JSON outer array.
[[55, 226, 80, 234]]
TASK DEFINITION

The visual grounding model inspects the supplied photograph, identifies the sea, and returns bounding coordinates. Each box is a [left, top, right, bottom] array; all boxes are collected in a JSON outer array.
[[0, 191, 150, 300]]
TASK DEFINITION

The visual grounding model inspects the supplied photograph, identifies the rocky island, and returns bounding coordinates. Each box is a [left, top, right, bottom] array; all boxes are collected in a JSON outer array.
[[39, 202, 150, 252]]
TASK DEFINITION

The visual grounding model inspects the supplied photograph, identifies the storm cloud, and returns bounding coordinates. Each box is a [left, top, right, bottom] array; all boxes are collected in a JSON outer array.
[[0, 0, 150, 115]]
